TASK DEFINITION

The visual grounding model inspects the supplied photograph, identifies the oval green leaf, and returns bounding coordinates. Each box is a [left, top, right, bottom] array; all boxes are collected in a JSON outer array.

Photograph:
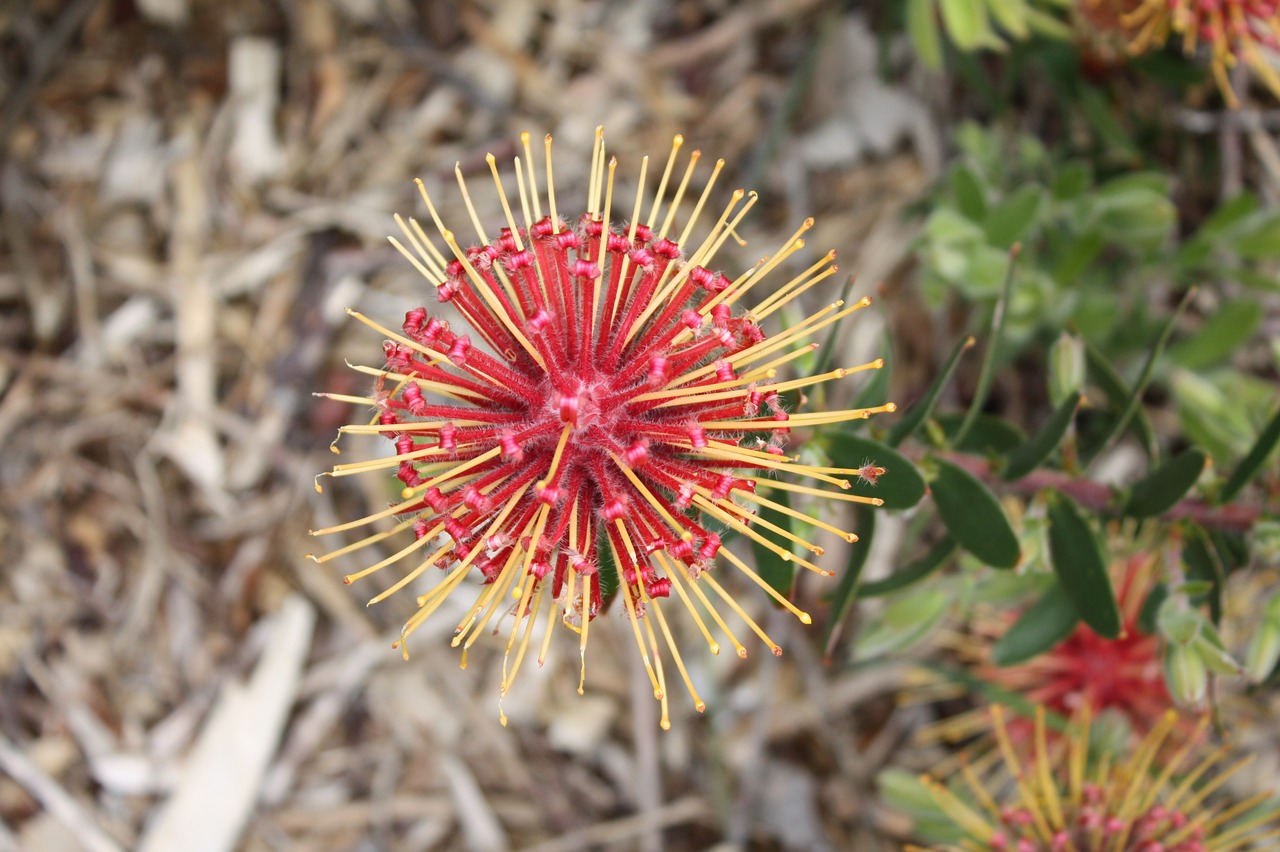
[[1001, 391, 1081, 481], [1125, 447, 1207, 518], [931, 457, 1021, 569], [1046, 490, 1121, 639], [827, 433, 926, 510], [991, 579, 1079, 666]]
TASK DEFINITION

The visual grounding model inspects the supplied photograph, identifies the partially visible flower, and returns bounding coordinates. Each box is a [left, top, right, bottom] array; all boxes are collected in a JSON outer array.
[[989, 554, 1171, 727], [927, 554, 1177, 749], [915, 703, 1280, 851], [1084, 0, 1280, 106], [311, 129, 892, 727]]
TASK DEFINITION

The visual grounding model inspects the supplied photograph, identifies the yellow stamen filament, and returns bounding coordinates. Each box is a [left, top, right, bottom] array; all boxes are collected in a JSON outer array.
[[673, 301, 847, 387], [402, 445, 503, 498], [648, 595, 704, 713], [440, 230, 545, 368], [366, 539, 455, 605], [520, 131, 541, 221], [653, 552, 720, 656], [696, 402, 895, 432], [634, 371, 773, 403], [544, 134, 559, 232], [539, 423, 574, 492], [922, 777, 997, 843], [457, 541, 527, 650], [587, 126, 604, 220], [991, 705, 1055, 844], [343, 363, 489, 403], [610, 454, 692, 542], [698, 571, 780, 655], [715, 544, 811, 624], [729, 486, 859, 542], [1034, 707, 1065, 831], [696, 443, 846, 491], [698, 493, 824, 557], [406, 216, 451, 271], [737, 342, 821, 383], [307, 517, 416, 563], [310, 494, 428, 536], [646, 135, 682, 229], [692, 222, 814, 326], [751, 249, 836, 318], [664, 554, 742, 657], [691, 494, 827, 571], [636, 583, 671, 729], [658, 148, 703, 240], [607, 154, 647, 330], [611, 523, 662, 698], [342, 519, 444, 584], [677, 158, 728, 248], [389, 233, 443, 287], [486, 152, 525, 253], [622, 175, 742, 345], [392, 213, 446, 280]]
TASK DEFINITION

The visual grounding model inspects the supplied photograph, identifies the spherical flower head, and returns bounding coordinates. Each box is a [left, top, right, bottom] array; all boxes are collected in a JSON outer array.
[[915, 704, 1280, 851], [311, 129, 893, 727], [1085, 0, 1280, 106]]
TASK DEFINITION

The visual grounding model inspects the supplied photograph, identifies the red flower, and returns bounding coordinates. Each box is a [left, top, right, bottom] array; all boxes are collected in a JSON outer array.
[[1087, 0, 1280, 106], [311, 129, 892, 727]]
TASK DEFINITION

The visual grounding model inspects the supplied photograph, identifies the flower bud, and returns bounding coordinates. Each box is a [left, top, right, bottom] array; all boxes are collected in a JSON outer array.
[[1156, 599, 1201, 646], [1048, 332, 1085, 407], [1164, 642, 1207, 708], [1245, 615, 1280, 682], [1191, 628, 1243, 677]]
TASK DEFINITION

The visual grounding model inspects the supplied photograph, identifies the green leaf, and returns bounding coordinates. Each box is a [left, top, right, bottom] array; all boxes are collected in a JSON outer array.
[[1046, 490, 1121, 639], [888, 336, 975, 447], [858, 536, 957, 598], [1051, 230, 1104, 286], [854, 583, 948, 660], [750, 489, 796, 599], [931, 457, 1021, 569], [982, 187, 1041, 248], [1220, 401, 1280, 503], [985, 0, 1029, 38], [1082, 289, 1196, 466], [954, 245, 1019, 447], [950, 164, 988, 220], [937, 413, 1026, 454], [1169, 299, 1263, 370], [1083, 343, 1158, 461], [991, 579, 1079, 665], [1051, 162, 1092, 201], [1231, 211, 1280, 259], [850, 333, 893, 413], [824, 505, 875, 657], [939, 0, 992, 50], [1024, 6, 1072, 39], [1001, 391, 1082, 480], [1125, 448, 1207, 518], [907, 0, 945, 69], [827, 433, 927, 510]]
